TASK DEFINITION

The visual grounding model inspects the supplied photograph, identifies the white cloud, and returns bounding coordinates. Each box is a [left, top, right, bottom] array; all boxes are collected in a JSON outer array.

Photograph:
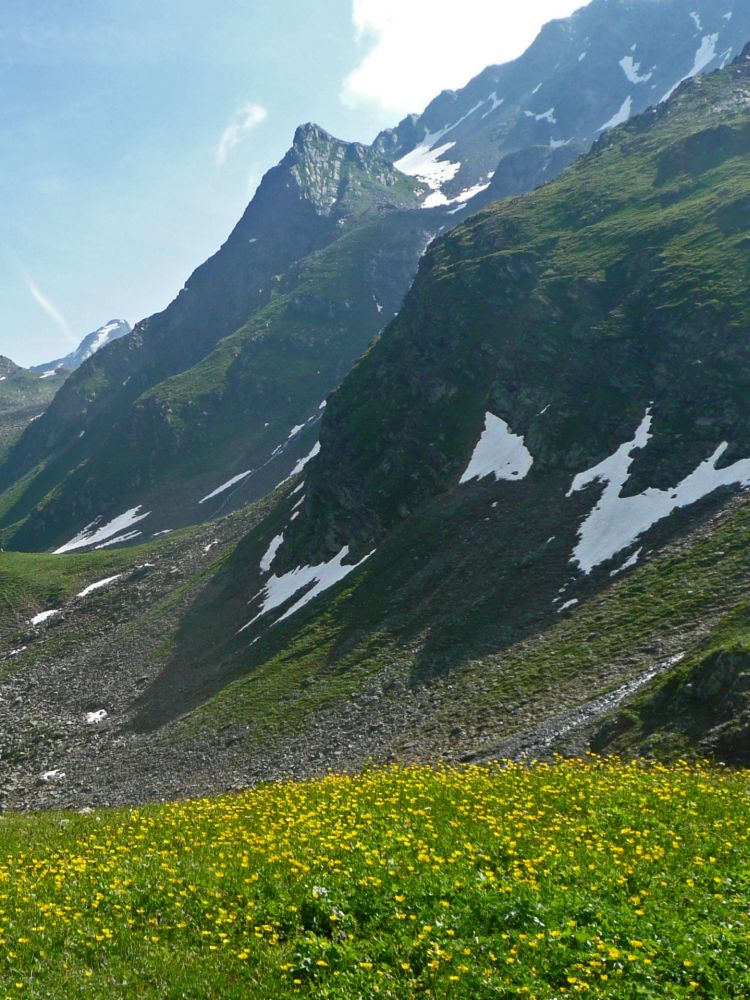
[[216, 102, 268, 165], [342, 0, 590, 116], [19, 267, 78, 348]]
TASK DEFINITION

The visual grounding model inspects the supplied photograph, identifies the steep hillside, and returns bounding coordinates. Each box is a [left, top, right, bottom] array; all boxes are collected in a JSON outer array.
[[3, 0, 746, 554], [593, 602, 750, 762], [3, 44, 747, 811], [143, 47, 750, 767], [0, 357, 67, 459], [0, 130, 431, 551], [375, 0, 750, 209]]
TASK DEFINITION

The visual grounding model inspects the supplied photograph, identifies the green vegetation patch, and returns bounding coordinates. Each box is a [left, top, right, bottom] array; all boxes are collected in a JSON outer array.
[[0, 760, 746, 998]]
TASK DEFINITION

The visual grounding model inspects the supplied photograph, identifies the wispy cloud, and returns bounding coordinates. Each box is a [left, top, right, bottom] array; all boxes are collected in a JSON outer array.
[[17, 264, 78, 348], [216, 103, 268, 166]]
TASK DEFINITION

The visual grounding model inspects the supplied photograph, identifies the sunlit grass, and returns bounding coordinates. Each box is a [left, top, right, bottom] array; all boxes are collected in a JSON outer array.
[[0, 758, 747, 997]]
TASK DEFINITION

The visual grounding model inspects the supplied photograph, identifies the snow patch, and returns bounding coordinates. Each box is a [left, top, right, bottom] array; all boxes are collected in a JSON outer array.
[[568, 411, 750, 573], [525, 107, 556, 123], [558, 599, 579, 613], [76, 575, 122, 599], [597, 96, 633, 132], [85, 710, 108, 725], [30, 609, 60, 626], [481, 92, 504, 118], [394, 135, 461, 191], [260, 533, 284, 574], [38, 370, 57, 379], [690, 10, 702, 31], [240, 546, 373, 631], [395, 102, 485, 196], [610, 547, 643, 577], [283, 441, 321, 483], [199, 470, 253, 504], [94, 530, 143, 549], [425, 176, 493, 210], [619, 56, 653, 83], [460, 412, 533, 484], [55, 506, 151, 554], [40, 769, 65, 783], [661, 34, 720, 102]]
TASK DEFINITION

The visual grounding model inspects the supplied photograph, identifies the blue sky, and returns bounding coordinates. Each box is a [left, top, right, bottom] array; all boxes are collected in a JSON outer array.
[[2, 0, 587, 366]]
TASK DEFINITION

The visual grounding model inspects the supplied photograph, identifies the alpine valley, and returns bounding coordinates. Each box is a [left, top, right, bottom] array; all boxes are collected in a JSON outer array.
[[3, 0, 750, 813]]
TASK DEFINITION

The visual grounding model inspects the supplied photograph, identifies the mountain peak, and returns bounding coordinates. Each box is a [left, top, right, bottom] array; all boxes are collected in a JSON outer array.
[[282, 122, 426, 217], [31, 319, 131, 373], [292, 122, 337, 150]]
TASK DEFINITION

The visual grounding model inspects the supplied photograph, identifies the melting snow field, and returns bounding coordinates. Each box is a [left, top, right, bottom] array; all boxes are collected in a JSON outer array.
[[76, 574, 123, 599], [619, 55, 653, 84], [394, 135, 461, 191], [54, 507, 151, 554], [598, 96, 633, 132], [260, 532, 284, 574], [29, 609, 60, 626], [568, 411, 750, 573], [661, 33, 720, 101], [240, 546, 373, 632], [460, 412, 534, 484], [199, 470, 253, 504]]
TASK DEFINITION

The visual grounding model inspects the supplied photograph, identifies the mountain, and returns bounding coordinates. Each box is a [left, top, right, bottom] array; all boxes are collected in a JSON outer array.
[[0, 130, 433, 551], [31, 320, 131, 373], [374, 0, 750, 210], [0, 356, 68, 460], [152, 46, 750, 768], [1, 0, 749, 558], [2, 45, 750, 806]]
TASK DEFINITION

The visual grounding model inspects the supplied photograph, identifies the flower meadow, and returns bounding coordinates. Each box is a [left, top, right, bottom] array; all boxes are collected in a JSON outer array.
[[0, 759, 748, 998]]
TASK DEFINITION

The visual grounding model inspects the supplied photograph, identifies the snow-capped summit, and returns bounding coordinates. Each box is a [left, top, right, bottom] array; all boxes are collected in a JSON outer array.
[[32, 319, 131, 373]]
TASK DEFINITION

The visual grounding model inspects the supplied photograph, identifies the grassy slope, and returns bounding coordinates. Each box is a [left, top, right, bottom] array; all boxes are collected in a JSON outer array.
[[296, 74, 750, 559], [0, 760, 745, 998], [142, 61, 750, 764], [0, 365, 67, 461], [593, 597, 750, 762], [171, 483, 750, 765]]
